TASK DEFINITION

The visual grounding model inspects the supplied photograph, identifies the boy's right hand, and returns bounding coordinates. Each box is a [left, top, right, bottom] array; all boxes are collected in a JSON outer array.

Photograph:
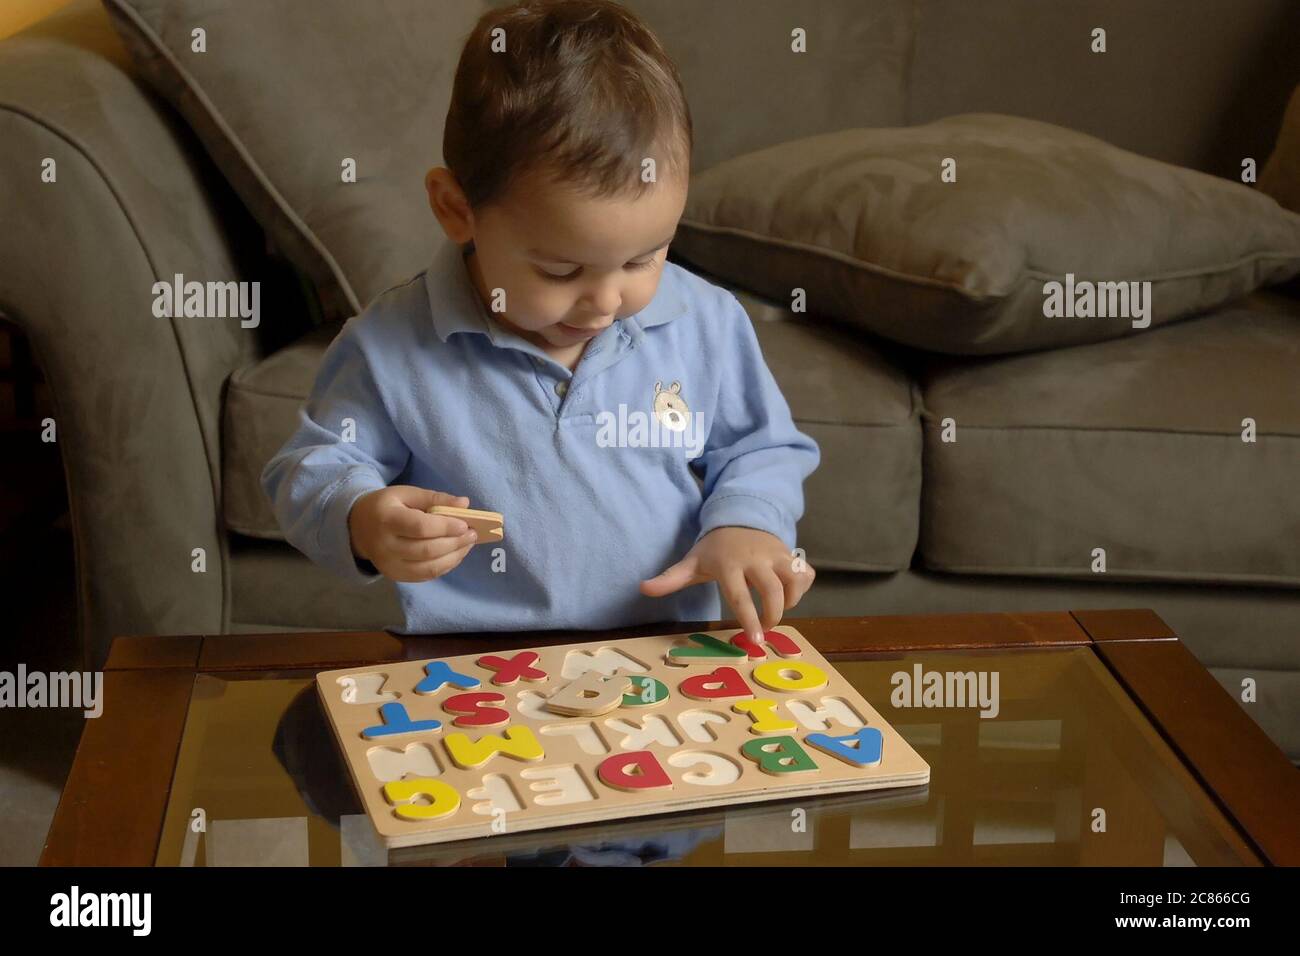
[[348, 487, 478, 582]]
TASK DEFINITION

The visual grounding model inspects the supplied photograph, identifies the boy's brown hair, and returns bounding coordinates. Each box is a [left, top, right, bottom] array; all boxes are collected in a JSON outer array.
[[443, 0, 693, 210]]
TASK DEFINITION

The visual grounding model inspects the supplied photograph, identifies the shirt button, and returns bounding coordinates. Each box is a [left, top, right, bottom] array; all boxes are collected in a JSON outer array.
[[555, 380, 569, 397]]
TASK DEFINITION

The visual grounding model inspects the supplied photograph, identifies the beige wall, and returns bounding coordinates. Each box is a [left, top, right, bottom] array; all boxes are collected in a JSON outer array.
[[0, 0, 75, 39]]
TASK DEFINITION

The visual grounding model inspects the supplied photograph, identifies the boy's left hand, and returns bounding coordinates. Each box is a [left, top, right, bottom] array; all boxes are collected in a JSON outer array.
[[639, 527, 815, 640]]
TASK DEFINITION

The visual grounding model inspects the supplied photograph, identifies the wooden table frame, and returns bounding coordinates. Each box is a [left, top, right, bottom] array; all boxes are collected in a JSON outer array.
[[39, 609, 1300, 866]]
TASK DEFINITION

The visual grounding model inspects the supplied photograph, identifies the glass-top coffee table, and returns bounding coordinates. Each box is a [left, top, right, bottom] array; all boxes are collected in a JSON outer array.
[[40, 610, 1299, 866]]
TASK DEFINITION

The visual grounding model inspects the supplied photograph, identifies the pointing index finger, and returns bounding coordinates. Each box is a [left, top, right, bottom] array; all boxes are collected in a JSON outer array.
[[720, 568, 762, 641]]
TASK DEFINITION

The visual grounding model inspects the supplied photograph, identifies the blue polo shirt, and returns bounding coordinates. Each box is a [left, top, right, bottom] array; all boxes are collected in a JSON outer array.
[[261, 239, 820, 635]]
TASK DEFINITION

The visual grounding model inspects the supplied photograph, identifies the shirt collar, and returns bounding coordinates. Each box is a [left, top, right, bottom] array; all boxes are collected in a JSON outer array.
[[424, 239, 686, 346]]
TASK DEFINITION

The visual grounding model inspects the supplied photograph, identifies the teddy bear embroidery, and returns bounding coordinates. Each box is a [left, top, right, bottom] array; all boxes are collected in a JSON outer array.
[[652, 380, 691, 433]]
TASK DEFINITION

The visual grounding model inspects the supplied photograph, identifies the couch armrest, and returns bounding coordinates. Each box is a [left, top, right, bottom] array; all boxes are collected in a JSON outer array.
[[0, 0, 273, 667]]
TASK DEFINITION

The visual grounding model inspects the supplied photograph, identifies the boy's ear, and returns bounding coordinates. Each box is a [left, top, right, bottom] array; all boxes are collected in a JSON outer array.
[[424, 167, 443, 211], [426, 167, 475, 243]]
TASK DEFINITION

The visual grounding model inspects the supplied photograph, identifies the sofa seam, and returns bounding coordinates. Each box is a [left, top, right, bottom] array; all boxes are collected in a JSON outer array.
[[797, 417, 917, 429], [918, 420, 1300, 439], [677, 218, 1300, 300], [225, 520, 283, 540], [228, 384, 320, 403], [919, 560, 1300, 589]]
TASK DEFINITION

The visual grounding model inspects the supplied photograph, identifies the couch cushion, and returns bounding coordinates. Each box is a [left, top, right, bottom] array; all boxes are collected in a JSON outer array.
[[229, 534, 402, 631], [676, 115, 1300, 356], [908, 0, 1300, 177], [223, 322, 341, 539], [103, 0, 489, 325], [735, 291, 920, 571], [625, 0, 914, 174], [919, 305, 1300, 585], [102, 0, 913, 326], [223, 293, 921, 571]]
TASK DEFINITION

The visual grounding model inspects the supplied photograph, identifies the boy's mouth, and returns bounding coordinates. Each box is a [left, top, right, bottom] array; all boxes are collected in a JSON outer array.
[[558, 320, 611, 339]]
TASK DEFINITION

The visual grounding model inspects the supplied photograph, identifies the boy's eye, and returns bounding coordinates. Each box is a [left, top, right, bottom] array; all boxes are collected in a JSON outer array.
[[536, 259, 658, 282]]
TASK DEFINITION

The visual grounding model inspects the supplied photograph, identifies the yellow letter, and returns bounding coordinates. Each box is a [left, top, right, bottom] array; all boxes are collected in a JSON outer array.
[[444, 725, 544, 769], [383, 778, 460, 820], [752, 661, 828, 692]]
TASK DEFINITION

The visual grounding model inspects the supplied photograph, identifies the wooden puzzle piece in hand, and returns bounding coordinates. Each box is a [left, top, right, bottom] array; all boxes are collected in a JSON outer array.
[[316, 625, 929, 848], [427, 505, 503, 544]]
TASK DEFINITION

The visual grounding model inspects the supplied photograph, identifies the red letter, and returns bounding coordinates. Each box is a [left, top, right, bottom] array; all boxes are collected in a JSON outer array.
[[597, 751, 673, 792], [731, 630, 801, 660]]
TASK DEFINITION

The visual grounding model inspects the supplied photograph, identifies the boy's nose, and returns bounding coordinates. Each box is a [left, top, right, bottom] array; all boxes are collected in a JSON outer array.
[[580, 286, 622, 318]]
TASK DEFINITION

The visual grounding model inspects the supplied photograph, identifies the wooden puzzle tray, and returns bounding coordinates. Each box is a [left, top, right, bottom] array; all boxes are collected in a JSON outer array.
[[316, 625, 930, 848]]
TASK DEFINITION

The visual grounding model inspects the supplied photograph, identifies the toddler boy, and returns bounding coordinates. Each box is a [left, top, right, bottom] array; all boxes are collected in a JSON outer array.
[[262, 0, 820, 643]]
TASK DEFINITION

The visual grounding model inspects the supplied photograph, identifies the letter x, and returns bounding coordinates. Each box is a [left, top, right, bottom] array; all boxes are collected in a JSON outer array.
[[476, 651, 547, 686]]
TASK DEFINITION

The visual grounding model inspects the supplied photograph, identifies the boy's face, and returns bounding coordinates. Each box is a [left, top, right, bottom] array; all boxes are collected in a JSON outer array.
[[428, 163, 688, 354]]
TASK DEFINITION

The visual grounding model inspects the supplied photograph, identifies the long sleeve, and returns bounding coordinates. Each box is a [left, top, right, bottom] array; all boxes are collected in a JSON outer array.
[[690, 294, 821, 550], [260, 320, 411, 585]]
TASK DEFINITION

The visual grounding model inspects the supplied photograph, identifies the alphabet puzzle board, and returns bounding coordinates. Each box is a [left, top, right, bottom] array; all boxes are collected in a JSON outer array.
[[316, 625, 930, 848]]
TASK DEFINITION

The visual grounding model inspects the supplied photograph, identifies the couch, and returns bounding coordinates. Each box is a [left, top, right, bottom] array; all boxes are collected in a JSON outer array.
[[1, 0, 1297, 759]]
